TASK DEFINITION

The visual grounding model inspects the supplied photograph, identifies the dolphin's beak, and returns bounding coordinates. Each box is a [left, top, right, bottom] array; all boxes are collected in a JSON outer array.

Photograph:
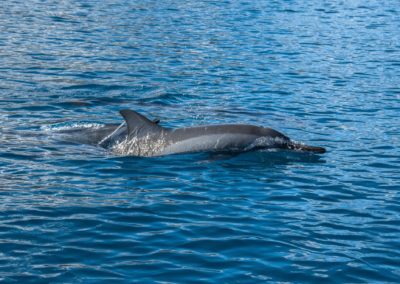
[[288, 142, 326, 154]]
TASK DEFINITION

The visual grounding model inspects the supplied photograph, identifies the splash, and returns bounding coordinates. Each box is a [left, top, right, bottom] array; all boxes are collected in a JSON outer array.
[[111, 134, 168, 157], [42, 122, 105, 132]]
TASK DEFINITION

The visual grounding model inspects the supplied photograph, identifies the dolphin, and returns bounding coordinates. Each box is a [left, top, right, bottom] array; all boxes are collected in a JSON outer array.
[[59, 109, 326, 156]]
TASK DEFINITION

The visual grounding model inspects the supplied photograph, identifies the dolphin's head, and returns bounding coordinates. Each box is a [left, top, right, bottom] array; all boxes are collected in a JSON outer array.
[[259, 127, 291, 142], [259, 127, 325, 154]]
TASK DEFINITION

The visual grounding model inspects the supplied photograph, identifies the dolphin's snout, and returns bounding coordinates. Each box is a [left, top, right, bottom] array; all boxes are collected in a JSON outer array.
[[288, 142, 326, 154]]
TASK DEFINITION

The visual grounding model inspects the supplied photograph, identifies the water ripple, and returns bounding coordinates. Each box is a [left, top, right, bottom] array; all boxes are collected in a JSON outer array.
[[1, 0, 400, 282]]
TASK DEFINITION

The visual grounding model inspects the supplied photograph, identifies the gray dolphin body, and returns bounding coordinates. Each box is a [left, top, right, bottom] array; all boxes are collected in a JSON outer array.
[[61, 109, 326, 156]]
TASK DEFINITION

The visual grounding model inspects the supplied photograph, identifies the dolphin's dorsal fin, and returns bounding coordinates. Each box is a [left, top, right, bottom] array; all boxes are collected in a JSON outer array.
[[119, 109, 163, 136]]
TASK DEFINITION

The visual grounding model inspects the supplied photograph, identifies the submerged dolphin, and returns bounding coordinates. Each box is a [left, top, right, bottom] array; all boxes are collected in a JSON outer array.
[[60, 109, 326, 156]]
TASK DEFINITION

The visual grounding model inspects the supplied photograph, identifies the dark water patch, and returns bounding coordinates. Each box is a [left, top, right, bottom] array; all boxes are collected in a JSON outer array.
[[56, 101, 93, 108]]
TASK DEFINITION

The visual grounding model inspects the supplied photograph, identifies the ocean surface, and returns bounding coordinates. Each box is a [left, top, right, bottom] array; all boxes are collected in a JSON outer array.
[[1, 0, 399, 282]]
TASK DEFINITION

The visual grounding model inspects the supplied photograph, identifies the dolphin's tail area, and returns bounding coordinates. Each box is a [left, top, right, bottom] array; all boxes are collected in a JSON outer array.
[[287, 141, 326, 154]]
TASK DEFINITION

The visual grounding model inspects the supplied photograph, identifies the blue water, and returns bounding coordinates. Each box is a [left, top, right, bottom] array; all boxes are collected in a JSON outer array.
[[1, 0, 400, 282]]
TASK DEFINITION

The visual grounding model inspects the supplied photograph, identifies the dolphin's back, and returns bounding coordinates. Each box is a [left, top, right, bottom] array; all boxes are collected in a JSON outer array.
[[167, 124, 289, 142]]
